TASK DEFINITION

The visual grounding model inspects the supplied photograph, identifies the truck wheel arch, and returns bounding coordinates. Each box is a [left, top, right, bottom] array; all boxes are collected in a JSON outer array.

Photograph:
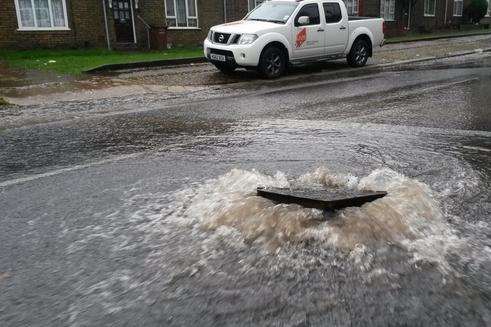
[[347, 29, 374, 57], [260, 41, 290, 63]]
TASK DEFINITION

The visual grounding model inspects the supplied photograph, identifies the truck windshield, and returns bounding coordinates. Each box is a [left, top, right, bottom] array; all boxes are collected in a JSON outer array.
[[246, 1, 299, 24]]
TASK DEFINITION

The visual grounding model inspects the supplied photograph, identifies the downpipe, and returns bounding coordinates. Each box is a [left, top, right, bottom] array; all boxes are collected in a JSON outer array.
[[444, 0, 449, 26], [102, 0, 111, 50], [223, 0, 227, 22]]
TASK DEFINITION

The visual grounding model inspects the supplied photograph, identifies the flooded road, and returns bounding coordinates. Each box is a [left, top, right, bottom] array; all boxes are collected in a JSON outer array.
[[0, 56, 490, 326]]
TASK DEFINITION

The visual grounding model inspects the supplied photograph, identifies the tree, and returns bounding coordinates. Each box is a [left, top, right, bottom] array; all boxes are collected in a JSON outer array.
[[464, 0, 489, 24]]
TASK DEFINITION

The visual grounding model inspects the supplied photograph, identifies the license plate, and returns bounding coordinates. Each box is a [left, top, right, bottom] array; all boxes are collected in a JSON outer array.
[[210, 53, 226, 62]]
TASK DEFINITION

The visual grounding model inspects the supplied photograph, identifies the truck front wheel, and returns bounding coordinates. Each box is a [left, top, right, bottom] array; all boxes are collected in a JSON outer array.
[[347, 39, 370, 67], [258, 46, 286, 79]]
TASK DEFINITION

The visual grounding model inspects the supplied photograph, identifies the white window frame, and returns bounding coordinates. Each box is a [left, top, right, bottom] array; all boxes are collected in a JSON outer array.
[[165, 0, 199, 29], [380, 0, 395, 21], [424, 0, 436, 17], [14, 0, 70, 31], [343, 0, 359, 15], [486, 0, 490, 16], [453, 0, 463, 16]]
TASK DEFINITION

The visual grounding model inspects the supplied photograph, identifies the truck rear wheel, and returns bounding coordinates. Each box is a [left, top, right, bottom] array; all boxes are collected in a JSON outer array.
[[347, 38, 370, 67], [258, 46, 286, 79]]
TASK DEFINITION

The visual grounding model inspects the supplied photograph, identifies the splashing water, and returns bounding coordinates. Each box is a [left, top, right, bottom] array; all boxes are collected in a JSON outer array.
[[167, 167, 460, 271]]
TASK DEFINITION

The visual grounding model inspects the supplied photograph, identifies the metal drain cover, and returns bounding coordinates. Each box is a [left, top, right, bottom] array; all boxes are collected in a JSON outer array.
[[257, 187, 387, 210]]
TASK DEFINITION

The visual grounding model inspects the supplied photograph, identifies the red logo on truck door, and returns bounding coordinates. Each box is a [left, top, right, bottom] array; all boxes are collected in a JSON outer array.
[[296, 28, 307, 48]]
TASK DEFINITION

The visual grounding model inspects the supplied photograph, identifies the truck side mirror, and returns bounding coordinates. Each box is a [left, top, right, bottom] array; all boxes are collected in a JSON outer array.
[[297, 16, 310, 26]]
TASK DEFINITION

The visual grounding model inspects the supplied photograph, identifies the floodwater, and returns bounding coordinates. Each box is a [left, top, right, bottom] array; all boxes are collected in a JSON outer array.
[[46, 118, 489, 326], [1, 58, 490, 326]]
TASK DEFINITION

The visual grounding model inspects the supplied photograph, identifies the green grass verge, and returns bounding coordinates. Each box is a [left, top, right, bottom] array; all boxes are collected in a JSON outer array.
[[0, 47, 203, 75], [386, 28, 491, 43], [0, 97, 10, 106]]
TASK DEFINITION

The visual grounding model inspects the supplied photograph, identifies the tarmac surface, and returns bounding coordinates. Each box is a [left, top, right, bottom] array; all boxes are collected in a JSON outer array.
[[0, 41, 490, 326]]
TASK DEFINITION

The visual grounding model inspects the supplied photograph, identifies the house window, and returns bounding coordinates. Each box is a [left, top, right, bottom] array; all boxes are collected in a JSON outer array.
[[424, 0, 436, 16], [165, 0, 198, 28], [453, 0, 463, 16], [380, 0, 395, 21], [14, 0, 69, 30], [487, 0, 490, 16], [343, 0, 359, 15]]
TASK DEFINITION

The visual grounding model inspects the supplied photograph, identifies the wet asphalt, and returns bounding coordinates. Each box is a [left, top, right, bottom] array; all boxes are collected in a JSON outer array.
[[0, 55, 490, 326]]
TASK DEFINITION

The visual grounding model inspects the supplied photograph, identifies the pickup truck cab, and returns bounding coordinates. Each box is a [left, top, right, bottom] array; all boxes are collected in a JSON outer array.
[[204, 0, 384, 78]]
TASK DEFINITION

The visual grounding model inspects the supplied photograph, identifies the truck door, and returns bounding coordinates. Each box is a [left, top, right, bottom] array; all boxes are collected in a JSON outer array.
[[292, 3, 326, 59], [323, 2, 348, 55]]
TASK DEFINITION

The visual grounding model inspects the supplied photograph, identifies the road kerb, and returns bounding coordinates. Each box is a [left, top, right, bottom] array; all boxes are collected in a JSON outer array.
[[384, 30, 491, 44], [84, 57, 207, 74], [378, 47, 491, 67]]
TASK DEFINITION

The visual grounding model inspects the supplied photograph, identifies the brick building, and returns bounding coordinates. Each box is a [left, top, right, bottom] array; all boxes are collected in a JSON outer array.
[[0, 0, 105, 49], [0, 0, 489, 49], [0, 0, 250, 49], [363, 0, 491, 36]]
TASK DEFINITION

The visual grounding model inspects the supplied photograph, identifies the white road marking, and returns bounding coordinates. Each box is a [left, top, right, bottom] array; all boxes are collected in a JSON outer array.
[[462, 145, 491, 153], [0, 153, 144, 188], [0, 138, 215, 188]]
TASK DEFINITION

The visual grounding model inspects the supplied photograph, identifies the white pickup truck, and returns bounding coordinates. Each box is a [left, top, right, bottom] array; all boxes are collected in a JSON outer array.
[[204, 0, 385, 78]]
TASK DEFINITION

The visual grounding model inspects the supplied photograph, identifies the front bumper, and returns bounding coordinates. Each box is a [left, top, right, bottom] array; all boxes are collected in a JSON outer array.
[[203, 38, 261, 67]]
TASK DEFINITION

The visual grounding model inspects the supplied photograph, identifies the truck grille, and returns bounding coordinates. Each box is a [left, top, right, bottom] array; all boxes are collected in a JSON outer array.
[[209, 48, 234, 57], [213, 32, 231, 44]]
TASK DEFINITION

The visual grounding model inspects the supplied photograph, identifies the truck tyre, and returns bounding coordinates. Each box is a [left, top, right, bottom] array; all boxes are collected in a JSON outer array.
[[347, 38, 370, 67], [258, 46, 286, 79], [214, 62, 236, 75]]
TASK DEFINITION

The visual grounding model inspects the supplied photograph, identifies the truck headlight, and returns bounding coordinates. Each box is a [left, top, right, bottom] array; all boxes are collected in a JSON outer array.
[[207, 30, 213, 41], [238, 34, 258, 45]]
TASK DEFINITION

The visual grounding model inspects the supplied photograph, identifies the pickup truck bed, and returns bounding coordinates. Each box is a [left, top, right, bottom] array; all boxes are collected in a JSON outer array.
[[348, 17, 385, 50], [348, 16, 378, 20]]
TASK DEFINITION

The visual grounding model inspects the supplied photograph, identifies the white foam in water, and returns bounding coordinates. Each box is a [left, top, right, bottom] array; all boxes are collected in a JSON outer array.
[[169, 167, 461, 271]]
